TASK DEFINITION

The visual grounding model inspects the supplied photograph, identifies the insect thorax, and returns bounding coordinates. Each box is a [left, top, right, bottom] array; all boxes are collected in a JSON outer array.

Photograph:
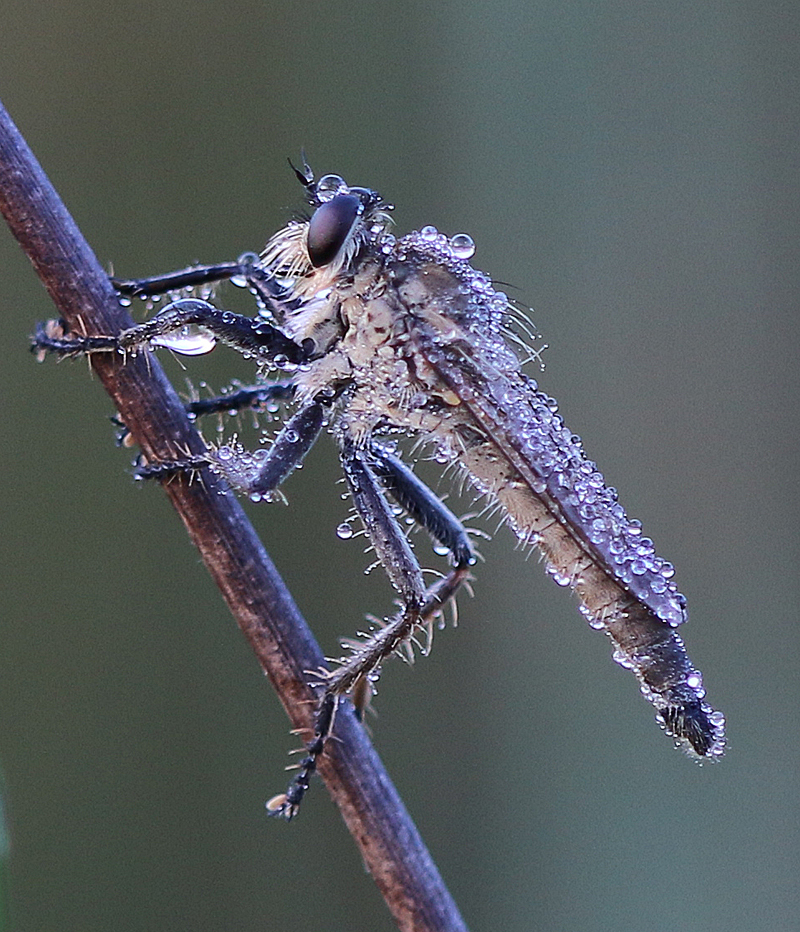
[[290, 233, 520, 452]]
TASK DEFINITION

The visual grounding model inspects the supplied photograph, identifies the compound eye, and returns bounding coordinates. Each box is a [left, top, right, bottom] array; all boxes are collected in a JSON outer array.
[[307, 194, 361, 268]]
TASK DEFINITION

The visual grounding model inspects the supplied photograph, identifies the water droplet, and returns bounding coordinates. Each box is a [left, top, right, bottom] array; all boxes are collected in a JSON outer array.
[[151, 325, 217, 356], [530, 476, 547, 494], [449, 233, 475, 259], [316, 174, 347, 202], [420, 225, 439, 241], [336, 523, 354, 539], [232, 253, 258, 287], [547, 565, 572, 587], [266, 793, 288, 814], [686, 671, 703, 690]]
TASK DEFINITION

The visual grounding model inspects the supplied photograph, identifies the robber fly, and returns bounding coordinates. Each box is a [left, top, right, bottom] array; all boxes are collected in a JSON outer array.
[[34, 159, 725, 818]]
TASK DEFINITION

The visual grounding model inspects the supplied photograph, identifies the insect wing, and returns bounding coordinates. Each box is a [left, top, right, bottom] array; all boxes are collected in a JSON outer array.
[[405, 274, 725, 759]]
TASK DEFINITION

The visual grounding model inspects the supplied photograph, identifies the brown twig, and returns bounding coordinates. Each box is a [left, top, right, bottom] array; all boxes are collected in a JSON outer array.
[[0, 99, 468, 932]]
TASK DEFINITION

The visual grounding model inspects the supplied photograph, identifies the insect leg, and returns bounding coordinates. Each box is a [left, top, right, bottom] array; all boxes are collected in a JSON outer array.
[[328, 442, 474, 696], [184, 380, 296, 420], [269, 442, 472, 820], [201, 400, 326, 500], [370, 446, 475, 568], [113, 255, 295, 322], [341, 440, 428, 607], [113, 380, 297, 450], [134, 398, 324, 493], [33, 299, 309, 366], [112, 259, 251, 296], [115, 299, 308, 363], [31, 319, 118, 360]]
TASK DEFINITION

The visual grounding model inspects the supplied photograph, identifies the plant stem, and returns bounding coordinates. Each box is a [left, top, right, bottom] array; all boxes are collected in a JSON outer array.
[[0, 98, 468, 932]]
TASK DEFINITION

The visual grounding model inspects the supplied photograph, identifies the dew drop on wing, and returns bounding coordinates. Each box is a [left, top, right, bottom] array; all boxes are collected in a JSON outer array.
[[336, 523, 354, 540], [686, 671, 703, 690]]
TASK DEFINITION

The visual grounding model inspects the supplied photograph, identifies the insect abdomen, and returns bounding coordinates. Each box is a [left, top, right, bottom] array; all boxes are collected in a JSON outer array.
[[424, 343, 725, 759]]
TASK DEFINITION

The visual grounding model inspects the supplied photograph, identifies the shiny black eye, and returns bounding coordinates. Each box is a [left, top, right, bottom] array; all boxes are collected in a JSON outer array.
[[307, 194, 361, 268]]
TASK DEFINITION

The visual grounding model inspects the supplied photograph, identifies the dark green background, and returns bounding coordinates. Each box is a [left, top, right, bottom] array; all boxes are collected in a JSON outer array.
[[1, 1, 797, 930]]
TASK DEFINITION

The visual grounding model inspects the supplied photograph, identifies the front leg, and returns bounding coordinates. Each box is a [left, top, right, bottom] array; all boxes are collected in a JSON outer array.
[[34, 301, 316, 489], [33, 298, 311, 366], [31, 318, 117, 360], [117, 299, 309, 364], [113, 252, 297, 322], [112, 257, 256, 297]]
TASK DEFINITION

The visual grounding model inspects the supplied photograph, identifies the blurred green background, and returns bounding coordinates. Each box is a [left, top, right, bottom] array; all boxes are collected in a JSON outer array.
[[1, 1, 798, 930]]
